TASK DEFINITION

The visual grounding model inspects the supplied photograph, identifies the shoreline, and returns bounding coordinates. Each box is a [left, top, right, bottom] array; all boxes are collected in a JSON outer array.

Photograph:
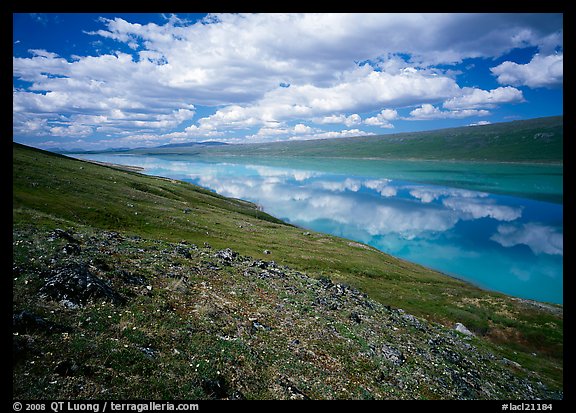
[[73, 153, 563, 307], [115, 151, 564, 166], [82, 159, 146, 172]]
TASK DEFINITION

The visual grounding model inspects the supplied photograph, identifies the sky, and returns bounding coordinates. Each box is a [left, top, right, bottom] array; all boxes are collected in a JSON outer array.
[[12, 13, 563, 151]]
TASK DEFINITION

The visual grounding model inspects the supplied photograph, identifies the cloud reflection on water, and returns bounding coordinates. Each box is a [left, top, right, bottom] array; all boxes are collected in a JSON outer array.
[[73, 154, 563, 303], [105, 157, 561, 258], [491, 223, 563, 256], [192, 164, 539, 245], [196, 172, 460, 239]]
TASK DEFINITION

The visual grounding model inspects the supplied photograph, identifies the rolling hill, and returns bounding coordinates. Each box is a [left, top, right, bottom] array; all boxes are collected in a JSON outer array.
[[129, 116, 563, 163], [13, 142, 563, 399]]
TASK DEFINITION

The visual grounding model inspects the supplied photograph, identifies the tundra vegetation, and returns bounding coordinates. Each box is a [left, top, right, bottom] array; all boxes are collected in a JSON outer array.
[[13, 142, 562, 399]]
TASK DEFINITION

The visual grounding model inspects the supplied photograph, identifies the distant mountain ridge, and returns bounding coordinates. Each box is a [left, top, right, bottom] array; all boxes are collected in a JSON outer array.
[[126, 116, 563, 163], [155, 141, 229, 149], [54, 141, 228, 154]]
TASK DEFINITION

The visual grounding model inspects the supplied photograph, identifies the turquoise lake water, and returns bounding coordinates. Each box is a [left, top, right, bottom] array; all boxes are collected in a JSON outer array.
[[74, 154, 563, 304]]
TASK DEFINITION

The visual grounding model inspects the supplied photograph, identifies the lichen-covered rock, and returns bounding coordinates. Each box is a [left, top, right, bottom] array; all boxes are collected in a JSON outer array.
[[40, 263, 124, 307], [214, 248, 238, 263]]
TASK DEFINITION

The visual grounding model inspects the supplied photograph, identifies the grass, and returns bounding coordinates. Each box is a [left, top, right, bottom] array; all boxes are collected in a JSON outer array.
[[12, 142, 563, 399]]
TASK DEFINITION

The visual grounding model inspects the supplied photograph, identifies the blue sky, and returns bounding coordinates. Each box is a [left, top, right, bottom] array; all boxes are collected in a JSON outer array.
[[13, 13, 563, 150]]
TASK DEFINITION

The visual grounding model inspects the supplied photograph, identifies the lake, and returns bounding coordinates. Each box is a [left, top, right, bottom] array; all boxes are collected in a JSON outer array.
[[73, 153, 563, 304]]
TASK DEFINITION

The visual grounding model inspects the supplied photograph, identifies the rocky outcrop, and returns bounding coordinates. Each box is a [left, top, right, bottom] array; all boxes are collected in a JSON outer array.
[[40, 262, 125, 308]]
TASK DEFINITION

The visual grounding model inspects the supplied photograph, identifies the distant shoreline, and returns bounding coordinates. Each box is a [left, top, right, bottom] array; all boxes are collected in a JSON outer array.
[[182, 153, 565, 166], [73, 151, 563, 167], [83, 159, 145, 172]]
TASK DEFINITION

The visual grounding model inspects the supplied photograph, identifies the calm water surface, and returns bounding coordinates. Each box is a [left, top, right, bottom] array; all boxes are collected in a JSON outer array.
[[74, 154, 563, 304]]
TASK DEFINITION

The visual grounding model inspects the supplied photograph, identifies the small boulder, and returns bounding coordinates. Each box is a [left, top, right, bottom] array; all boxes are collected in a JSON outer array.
[[454, 322, 475, 337], [48, 228, 79, 244], [40, 263, 124, 307], [175, 246, 192, 259], [138, 346, 158, 359], [54, 359, 82, 376], [251, 320, 272, 332], [214, 248, 238, 263], [62, 243, 81, 255], [250, 260, 268, 269], [380, 344, 405, 366]]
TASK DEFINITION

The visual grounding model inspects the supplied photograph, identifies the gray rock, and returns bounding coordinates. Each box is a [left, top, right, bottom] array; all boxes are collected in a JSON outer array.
[[48, 228, 79, 244], [401, 312, 425, 330], [118, 270, 146, 286], [175, 246, 192, 259], [454, 323, 475, 337], [502, 358, 522, 369], [250, 260, 268, 269], [40, 263, 124, 307], [215, 248, 238, 262], [62, 243, 81, 255], [204, 262, 220, 271], [54, 359, 89, 376], [138, 346, 158, 359], [379, 344, 405, 365], [317, 276, 333, 288], [251, 320, 272, 332], [103, 231, 123, 241], [259, 271, 271, 279]]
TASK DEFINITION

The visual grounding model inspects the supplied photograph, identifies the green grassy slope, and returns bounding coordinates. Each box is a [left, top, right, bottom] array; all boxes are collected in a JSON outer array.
[[13, 143, 563, 399], [132, 116, 563, 163]]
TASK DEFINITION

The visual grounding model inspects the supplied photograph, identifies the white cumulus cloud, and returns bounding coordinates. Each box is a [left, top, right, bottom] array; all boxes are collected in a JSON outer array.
[[13, 13, 563, 148], [490, 53, 563, 88], [468, 121, 492, 126], [314, 113, 362, 127], [287, 128, 375, 141], [443, 86, 524, 110], [408, 104, 490, 120], [364, 109, 398, 128]]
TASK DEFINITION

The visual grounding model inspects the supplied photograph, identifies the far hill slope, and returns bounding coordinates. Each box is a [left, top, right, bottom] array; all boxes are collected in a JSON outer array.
[[13, 143, 562, 399], [131, 116, 563, 163]]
